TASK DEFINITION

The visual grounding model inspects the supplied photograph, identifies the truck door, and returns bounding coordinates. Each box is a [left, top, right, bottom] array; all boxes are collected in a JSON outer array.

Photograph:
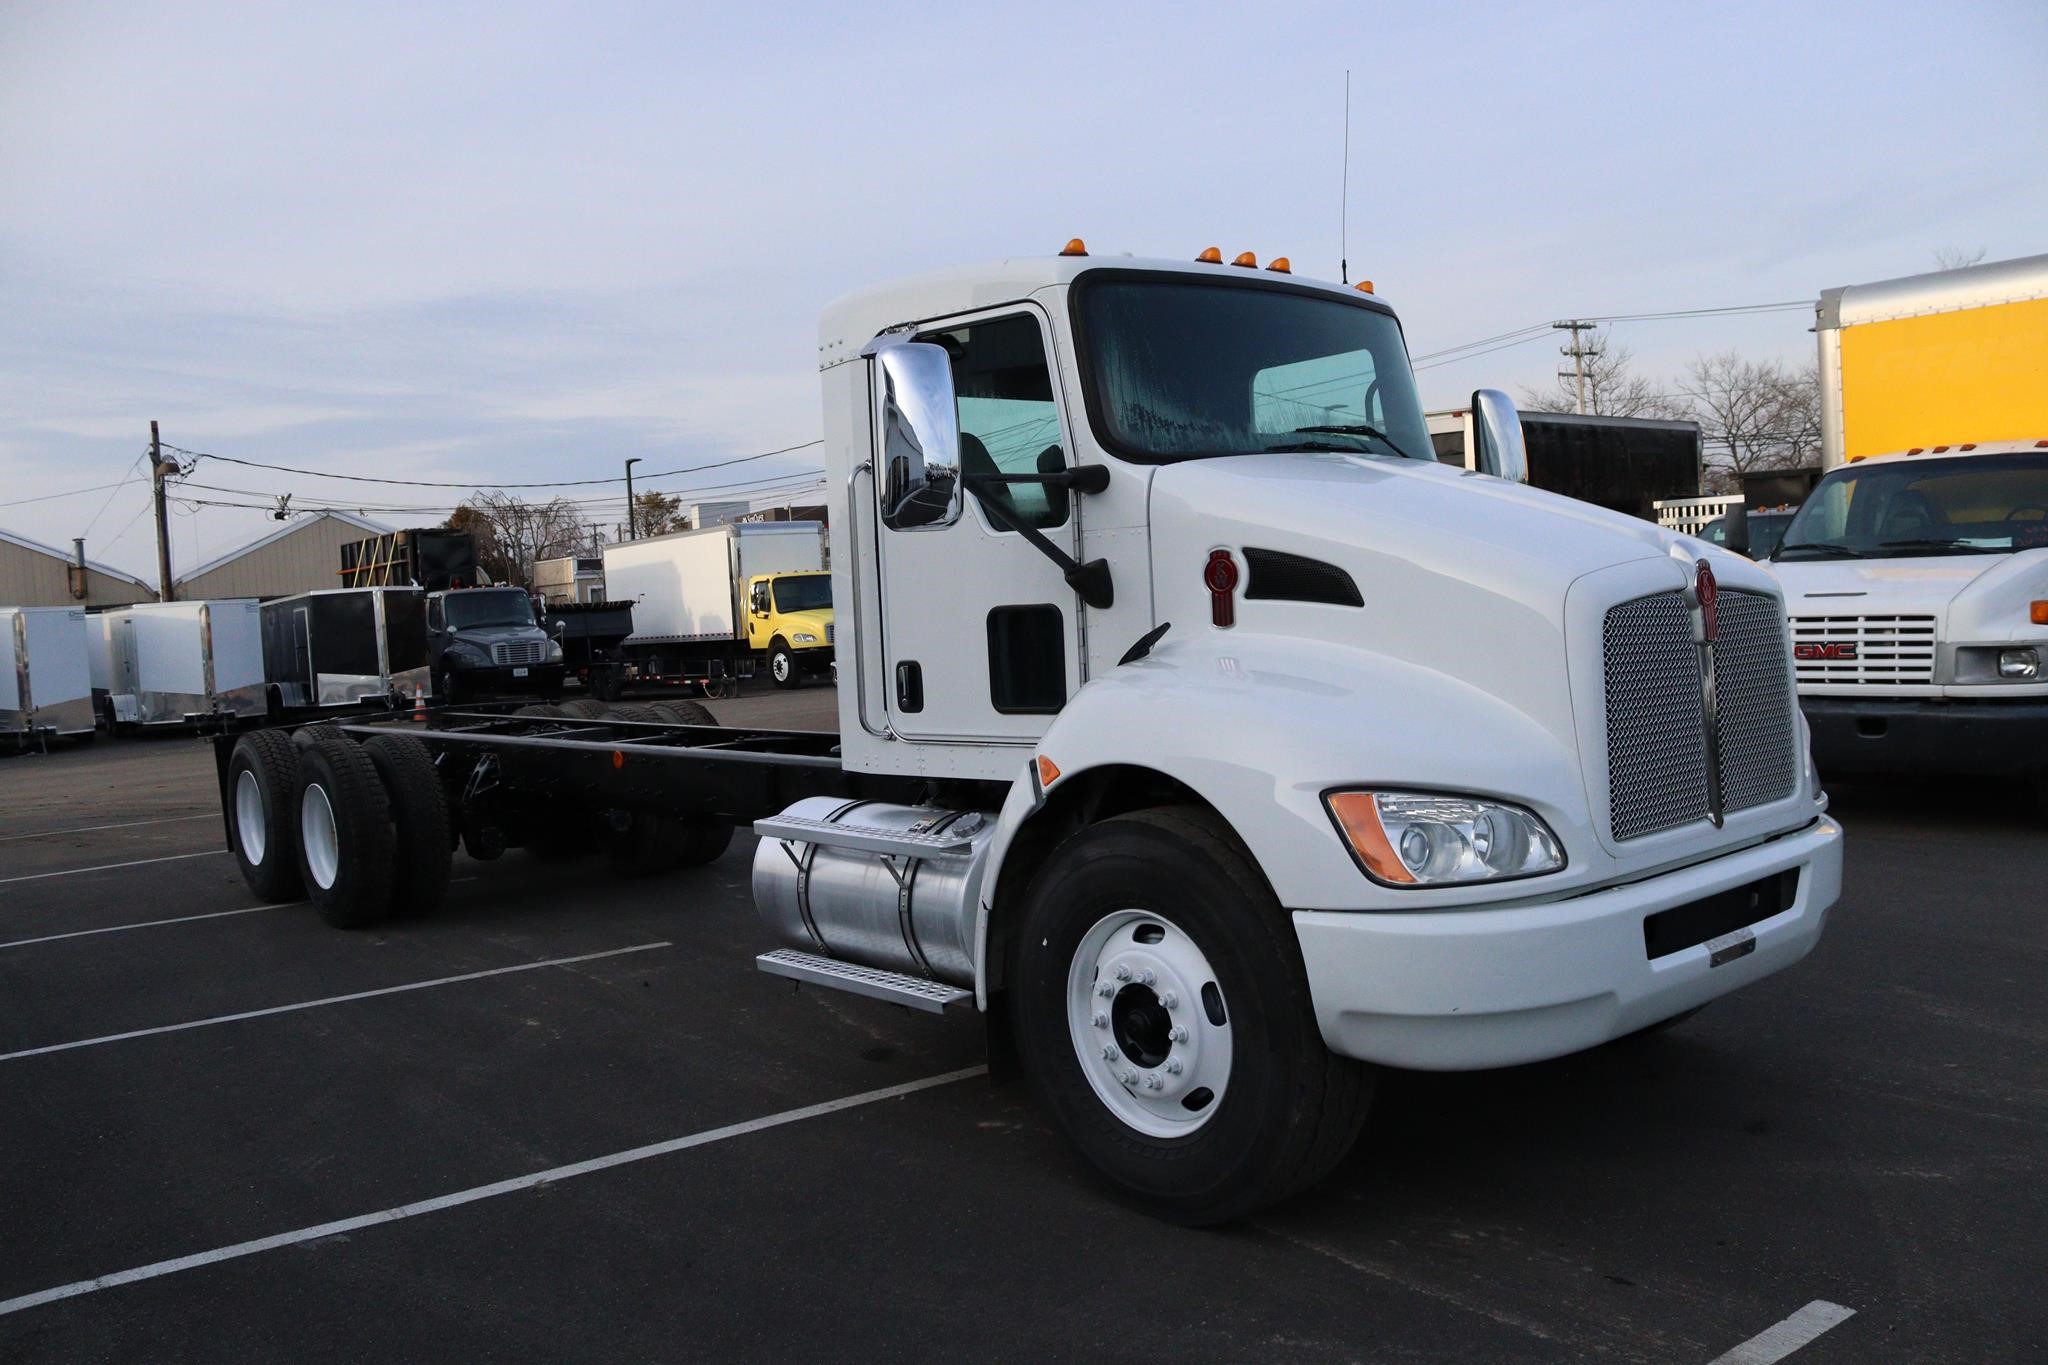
[[874, 305, 1085, 742]]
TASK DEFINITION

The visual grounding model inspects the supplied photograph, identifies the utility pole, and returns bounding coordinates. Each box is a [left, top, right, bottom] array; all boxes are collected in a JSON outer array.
[[149, 420, 178, 601], [624, 458, 642, 540], [1552, 320, 1601, 415]]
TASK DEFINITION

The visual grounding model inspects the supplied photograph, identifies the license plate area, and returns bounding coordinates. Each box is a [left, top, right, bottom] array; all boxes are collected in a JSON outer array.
[[1643, 869, 1799, 961], [512, 667, 529, 677]]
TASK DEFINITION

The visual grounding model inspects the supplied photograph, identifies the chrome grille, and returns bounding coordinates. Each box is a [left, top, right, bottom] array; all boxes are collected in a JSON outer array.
[[491, 640, 544, 666], [1714, 591, 1799, 814], [1787, 614, 1936, 685], [825, 622, 835, 646], [1603, 591, 1710, 840]]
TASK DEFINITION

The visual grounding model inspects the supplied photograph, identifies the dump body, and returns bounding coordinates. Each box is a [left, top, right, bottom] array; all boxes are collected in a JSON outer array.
[[1428, 409, 1701, 519], [338, 527, 480, 592], [1, 606, 94, 741], [1817, 253, 2048, 469]]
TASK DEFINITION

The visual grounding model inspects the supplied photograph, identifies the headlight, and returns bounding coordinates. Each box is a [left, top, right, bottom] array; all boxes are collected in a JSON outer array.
[[791, 633, 819, 644], [545, 639, 563, 662], [2000, 647, 2040, 680], [1324, 790, 1565, 887]]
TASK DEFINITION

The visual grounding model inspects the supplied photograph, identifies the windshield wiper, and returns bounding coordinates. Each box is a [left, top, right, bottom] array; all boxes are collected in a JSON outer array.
[[1261, 439, 1370, 454], [1874, 538, 2001, 554], [1774, 542, 1863, 560], [1287, 423, 1425, 462]]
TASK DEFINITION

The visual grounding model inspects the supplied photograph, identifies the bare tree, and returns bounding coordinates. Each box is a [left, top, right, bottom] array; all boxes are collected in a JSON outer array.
[[1519, 332, 1687, 419], [633, 489, 685, 537], [1674, 353, 1823, 491], [1933, 246, 1987, 271], [447, 493, 585, 588]]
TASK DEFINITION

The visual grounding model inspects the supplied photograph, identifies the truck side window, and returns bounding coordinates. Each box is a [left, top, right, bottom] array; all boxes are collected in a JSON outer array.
[[921, 314, 1069, 530]]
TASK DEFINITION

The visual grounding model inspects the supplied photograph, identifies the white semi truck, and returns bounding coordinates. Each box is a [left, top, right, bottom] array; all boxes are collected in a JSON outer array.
[[212, 246, 1842, 1222]]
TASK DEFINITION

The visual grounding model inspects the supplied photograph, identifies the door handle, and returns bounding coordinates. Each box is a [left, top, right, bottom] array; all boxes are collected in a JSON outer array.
[[895, 660, 924, 713]]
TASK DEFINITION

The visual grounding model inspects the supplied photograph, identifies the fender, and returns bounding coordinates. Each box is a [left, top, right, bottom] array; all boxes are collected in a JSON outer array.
[[970, 631, 1586, 1006]]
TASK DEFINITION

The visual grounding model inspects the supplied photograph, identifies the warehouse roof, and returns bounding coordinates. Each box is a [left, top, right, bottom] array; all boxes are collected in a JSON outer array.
[[173, 509, 388, 587], [0, 524, 156, 594]]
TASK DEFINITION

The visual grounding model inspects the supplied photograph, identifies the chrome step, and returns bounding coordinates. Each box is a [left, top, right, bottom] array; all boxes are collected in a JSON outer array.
[[756, 949, 971, 1013], [752, 813, 976, 859]]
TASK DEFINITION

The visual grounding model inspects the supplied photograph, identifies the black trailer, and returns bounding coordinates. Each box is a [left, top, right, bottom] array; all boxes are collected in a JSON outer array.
[[259, 588, 431, 713], [541, 600, 636, 701], [207, 700, 931, 928]]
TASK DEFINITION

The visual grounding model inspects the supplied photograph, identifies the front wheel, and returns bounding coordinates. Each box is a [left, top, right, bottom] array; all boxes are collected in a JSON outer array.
[[1011, 807, 1373, 1225], [768, 642, 798, 689]]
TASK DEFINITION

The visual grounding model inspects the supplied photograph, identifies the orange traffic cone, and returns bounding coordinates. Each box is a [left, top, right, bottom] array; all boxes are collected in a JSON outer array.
[[412, 685, 427, 724]]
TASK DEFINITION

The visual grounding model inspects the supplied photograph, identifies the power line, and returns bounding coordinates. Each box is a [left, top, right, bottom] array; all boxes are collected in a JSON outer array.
[[158, 439, 822, 490], [0, 472, 145, 510]]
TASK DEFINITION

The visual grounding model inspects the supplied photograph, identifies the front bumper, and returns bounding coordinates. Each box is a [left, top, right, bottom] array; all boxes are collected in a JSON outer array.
[[1802, 696, 2048, 778], [451, 663, 566, 694], [1293, 815, 1842, 1070]]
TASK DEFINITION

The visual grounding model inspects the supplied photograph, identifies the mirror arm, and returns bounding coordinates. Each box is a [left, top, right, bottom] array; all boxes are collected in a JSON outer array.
[[968, 484, 1115, 610], [963, 465, 1112, 495]]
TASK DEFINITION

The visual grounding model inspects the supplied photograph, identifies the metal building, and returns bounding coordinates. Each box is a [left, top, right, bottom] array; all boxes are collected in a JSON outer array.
[[0, 527, 156, 608], [174, 510, 389, 601]]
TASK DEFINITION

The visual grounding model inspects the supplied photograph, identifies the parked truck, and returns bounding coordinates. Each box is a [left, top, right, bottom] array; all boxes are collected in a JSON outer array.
[[602, 521, 833, 693], [425, 585, 564, 703], [1816, 252, 2048, 469], [1428, 408, 1701, 520], [212, 245, 1841, 1222]]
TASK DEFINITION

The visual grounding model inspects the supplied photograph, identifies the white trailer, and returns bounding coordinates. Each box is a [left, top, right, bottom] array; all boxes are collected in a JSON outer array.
[[2, 606, 94, 747], [214, 244, 1842, 1223], [89, 600, 267, 728]]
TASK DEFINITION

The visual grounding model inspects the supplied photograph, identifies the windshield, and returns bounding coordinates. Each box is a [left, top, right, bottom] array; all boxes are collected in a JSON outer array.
[[1701, 511, 1795, 558], [444, 589, 537, 629], [1776, 454, 2048, 559], [772, 574, 832, 613], [1073, 274, 1432, 465]]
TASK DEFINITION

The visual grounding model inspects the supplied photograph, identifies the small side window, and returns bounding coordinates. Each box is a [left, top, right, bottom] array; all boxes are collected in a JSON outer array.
[[921, 313, 1070, 530], [987, 605, 1066, 713]]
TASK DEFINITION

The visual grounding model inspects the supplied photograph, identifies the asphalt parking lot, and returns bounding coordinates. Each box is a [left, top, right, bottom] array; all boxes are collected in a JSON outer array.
[[2, 689, 2043, 1362]]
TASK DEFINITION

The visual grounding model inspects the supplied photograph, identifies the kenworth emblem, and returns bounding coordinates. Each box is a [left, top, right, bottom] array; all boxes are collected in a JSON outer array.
[[1694, 559, 1725, 826], [1695, 559, 1719, 643]]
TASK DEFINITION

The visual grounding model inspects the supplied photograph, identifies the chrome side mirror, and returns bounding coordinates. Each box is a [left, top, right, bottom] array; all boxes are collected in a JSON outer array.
[[865, 337, 962, 530], [1471, 389, 1529, 484]]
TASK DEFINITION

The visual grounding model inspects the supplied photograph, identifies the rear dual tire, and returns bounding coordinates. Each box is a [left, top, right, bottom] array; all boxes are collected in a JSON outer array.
[[227, 730, 305, 902]]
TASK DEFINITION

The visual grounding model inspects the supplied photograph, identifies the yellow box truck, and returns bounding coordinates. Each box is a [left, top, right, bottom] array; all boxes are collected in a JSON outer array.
[[1817, 253, 2048, 468]]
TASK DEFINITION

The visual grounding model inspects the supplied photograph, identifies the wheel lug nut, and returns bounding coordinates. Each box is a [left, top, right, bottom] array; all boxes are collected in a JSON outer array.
[[1119, 1069, 1138, 1086], [1092, 1011, 1108, 1028], [1097, 982, 1116, 998], [1113, 965, 1132, 982], [1169, 1026, 1189, 1043], [1160, 992, 1179, 1009], [1140, 969, 1157, 987], [1102, 1045, 1119, 1061], [1165, 1058, 1184, 1075], [1143, 1073, 1163, 1091]]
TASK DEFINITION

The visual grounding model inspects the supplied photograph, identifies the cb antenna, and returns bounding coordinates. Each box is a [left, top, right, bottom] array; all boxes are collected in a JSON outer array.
[[1340, 69, 1350, 284]]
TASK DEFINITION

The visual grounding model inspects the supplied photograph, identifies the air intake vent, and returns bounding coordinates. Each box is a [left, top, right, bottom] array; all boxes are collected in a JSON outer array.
[[1242, 548, 1363, 607]]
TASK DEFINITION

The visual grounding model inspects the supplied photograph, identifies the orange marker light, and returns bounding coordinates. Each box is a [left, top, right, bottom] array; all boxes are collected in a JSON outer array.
[[1355, 280, 1375, 294], [2032, 600, 2048, 625], [1196, 247, 1223, 264], [1265, 257, 1291, 273], [1060, 237, 1088, 257], [1325, 792, 1415, 885], [1036, 754, 1061, 787], [1232, 251, 1257, 268], [611, 749, 626, 770]]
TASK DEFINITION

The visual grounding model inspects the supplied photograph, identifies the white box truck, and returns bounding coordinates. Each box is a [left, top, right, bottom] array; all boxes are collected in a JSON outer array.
[[213, 243, 1841, 1222], [88, 599, 266, 728], [601, 521, 832, 694], [2, 606, 94, 748]]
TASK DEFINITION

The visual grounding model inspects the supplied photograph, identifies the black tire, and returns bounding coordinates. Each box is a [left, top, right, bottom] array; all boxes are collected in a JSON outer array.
[[646, 700, 717, 727], [514, 704, 566, 720], [595, 671, 625, 702], [558, 699, 610, 719], [226, 730, 305, 903], [290, 721, 343, 752], [436, 668, 462, 707], [606, 703, 664, 724], [676, 818, 734, 865], [362, 734, 452, 918], [294, 738, 398, 929], [768, 640, 798, 688], [602, 811, 734, 875], [1010, 806, 1373, 1226]]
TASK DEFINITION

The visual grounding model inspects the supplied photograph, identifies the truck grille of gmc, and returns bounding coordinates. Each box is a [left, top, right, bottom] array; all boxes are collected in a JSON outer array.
[[1601, 588, 1798, 841], [1787, 613, 1937, 685]]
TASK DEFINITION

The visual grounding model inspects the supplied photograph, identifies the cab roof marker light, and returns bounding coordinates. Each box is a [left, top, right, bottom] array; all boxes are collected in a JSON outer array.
[[1196, 247, 1223, 264], [1060, 238, 1088, 257], [1356, 280, 1375, 294], [1266, 257, 1292, 274], [1232, 251, 1258, 268]]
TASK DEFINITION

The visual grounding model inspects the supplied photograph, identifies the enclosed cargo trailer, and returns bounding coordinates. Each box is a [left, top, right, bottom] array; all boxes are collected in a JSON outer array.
[[2, 606, 94, 747], [88, 600, 266, 727], [260, 588, 430, 710]]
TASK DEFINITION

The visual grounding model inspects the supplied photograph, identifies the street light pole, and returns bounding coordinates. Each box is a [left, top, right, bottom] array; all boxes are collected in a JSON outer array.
[[624, 458, 642, 540]]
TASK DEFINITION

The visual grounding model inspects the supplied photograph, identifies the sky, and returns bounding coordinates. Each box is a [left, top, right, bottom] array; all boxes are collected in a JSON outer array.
[[3, 0, 2044, 581]]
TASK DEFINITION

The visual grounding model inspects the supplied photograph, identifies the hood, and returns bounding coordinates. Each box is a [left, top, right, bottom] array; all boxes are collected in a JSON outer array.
[[778, 610, 834, 638], [453, 622, 547, 644], [1770, 550, 2040, 616]]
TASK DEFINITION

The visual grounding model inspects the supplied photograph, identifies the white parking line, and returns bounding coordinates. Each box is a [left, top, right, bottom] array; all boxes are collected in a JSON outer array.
[[1708, 1300, 1856, 1364], [0, 904, 288, 951], [0, 813, 215, 843], [0, 1064, 985, 1317], [0, 849, 227, 886], [0, 942, 672, 1062]]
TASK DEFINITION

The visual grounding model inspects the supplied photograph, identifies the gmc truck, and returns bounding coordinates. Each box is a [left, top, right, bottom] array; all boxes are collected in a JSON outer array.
[[213, 244, 1842, 1223]]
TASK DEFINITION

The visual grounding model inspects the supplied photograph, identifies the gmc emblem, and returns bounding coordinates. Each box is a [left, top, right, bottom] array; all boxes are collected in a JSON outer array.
[[1794, 642, 1859, 661]]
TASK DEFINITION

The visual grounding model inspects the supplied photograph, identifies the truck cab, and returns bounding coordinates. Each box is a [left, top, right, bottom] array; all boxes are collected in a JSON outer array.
[[1767, 442, 2048, 808], [425, 586, 565, 703], [741, 570, 834, 687]]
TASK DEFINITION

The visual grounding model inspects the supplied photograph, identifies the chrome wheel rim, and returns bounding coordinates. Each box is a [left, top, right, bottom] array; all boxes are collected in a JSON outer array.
[[234, 769, 266, 865], [300, 782, 340, 891], [1066, 909, 1232, 1138]]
